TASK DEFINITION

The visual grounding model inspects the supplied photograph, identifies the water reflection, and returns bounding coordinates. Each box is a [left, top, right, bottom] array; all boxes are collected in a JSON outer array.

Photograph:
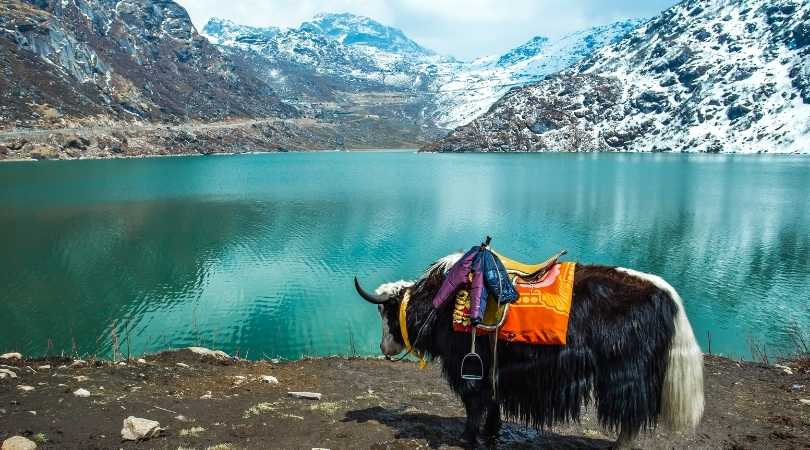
[[0, 153, 808, 359]]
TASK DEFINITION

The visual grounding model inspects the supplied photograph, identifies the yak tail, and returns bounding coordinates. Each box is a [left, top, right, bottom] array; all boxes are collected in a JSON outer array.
[[618, 268, 704, 431], [658, 278, 704, 431]]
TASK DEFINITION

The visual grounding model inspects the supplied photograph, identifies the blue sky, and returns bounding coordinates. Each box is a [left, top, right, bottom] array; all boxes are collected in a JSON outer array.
[[177, 0, 679, 60]]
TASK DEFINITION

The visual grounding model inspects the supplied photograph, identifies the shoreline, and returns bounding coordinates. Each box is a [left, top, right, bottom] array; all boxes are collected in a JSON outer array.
[[1, 348, 809, 449], [2, 147, 809, 164]]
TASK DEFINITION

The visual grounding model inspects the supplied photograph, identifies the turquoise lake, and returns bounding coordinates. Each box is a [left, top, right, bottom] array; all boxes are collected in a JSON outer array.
[[0, 151, 808, 360]]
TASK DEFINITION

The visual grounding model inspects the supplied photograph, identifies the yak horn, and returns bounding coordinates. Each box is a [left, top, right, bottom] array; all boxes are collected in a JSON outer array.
[[354, 277, 389, 304]]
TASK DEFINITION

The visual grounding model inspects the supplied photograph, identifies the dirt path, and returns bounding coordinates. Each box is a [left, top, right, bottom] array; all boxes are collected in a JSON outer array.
[[1, 351, 808, 449]]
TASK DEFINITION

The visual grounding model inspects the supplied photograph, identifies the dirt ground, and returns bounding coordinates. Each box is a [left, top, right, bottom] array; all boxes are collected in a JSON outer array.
[[1, 350, 809, 450]]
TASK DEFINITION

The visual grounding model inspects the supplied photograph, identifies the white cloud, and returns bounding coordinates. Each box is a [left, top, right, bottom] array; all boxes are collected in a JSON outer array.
[[177, 0, 677, 60]]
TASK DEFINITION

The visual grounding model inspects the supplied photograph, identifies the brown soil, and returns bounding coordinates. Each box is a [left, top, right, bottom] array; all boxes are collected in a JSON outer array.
[[1, 351, 809, 450]]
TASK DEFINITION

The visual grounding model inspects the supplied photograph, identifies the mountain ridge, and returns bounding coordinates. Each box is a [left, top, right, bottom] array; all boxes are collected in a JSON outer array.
[[425, 0, 810, 154]]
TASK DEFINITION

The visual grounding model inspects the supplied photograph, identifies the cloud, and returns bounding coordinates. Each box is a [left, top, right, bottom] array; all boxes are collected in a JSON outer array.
[[176, 0, 678, 60]]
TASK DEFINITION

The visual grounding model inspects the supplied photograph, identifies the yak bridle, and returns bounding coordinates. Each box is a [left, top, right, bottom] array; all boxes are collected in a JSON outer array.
[[354, 278, 435, 367]]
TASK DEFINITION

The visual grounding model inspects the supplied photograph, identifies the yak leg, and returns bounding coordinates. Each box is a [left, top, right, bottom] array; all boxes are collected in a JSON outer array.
[[460, 384, 485, 445], [482, 398, 502, 439], [614, 427, 638, 450]]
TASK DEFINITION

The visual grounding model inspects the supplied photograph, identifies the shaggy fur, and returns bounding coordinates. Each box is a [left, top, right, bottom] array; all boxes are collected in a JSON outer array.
[[365, 255, 704, 445]]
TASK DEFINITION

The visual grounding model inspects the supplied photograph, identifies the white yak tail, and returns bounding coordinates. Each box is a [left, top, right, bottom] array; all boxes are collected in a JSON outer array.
[[619, 268, 705, 431]]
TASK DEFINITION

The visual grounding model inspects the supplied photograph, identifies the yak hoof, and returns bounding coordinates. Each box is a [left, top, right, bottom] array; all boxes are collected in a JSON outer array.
[[459, 429, 477, 448]]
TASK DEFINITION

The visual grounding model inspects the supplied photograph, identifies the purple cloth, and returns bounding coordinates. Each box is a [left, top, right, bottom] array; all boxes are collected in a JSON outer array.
[[469, 253, 486, 322], [432, 246, 481, 309]]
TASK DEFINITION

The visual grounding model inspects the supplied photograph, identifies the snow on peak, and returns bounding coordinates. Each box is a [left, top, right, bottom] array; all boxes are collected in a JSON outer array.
[[300, 12, 434, 56], [202, 18, 280, 46]]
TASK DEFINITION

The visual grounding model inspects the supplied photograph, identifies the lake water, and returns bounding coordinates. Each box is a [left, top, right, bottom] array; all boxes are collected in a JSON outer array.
[[1, 152, 808, 360]]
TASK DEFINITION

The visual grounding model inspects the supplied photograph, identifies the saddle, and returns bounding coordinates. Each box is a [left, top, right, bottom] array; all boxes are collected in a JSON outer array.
[[454, 249, 568, 331]]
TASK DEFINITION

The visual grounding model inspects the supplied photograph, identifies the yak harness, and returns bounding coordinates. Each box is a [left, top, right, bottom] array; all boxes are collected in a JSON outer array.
[[453, 262, 576, 345]]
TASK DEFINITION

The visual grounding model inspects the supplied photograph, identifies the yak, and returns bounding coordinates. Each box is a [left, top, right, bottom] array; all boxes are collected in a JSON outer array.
[[354, 253, 704, 448]]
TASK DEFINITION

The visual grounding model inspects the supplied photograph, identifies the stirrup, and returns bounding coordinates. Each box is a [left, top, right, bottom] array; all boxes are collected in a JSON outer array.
[[461, 327, 484, 381]]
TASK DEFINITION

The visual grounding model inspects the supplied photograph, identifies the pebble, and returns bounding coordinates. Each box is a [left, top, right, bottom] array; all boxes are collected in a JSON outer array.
[[1, 435, 37, 450], [136, 358, 147, 364], [261, 375, 279, 384], [175, 363, 190, 369], [0, 353, 22, 360], [790, 384, 804, 392], [17, 385, 35, 392], [200, 391, 212, 400], [800, 399, 810, 406], [70, 360, 87, 368], [36, 365, 50, 370], [117, 362, 127, 367], [27, 411, 36, 416], [73, 388, 91, 398], [73, 375, 89, 382], [288, 391, 322, 400]]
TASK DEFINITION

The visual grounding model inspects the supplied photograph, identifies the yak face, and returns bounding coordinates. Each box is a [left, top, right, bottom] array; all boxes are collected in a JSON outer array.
[[355, 279, 412, 356], [377, 303, 404, 356]]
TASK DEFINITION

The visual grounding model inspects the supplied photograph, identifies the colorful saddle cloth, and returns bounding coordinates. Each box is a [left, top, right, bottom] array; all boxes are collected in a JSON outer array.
[[453, 262, 576, 345]]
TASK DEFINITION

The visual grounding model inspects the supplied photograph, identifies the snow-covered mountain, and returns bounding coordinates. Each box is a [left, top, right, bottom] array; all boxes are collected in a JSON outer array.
[[429, 20, 642, 128], [202, 14, 640, 131], [426, 0, 810, 154]]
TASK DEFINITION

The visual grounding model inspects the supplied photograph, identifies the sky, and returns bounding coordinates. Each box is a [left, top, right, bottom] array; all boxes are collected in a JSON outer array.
[[176, 0, 679, 61]]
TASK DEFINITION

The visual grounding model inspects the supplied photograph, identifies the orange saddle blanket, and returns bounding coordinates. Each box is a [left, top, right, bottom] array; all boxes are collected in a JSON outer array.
[[452, 262, 576, 345]]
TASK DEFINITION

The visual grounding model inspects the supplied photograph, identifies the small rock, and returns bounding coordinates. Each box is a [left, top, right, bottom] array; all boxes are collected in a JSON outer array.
[[36, 365, 50, 370], [73, 388, 91, 398], [261, 375, 279, 385], [174, 414, 190, 422], [1, 435, 38, 450], [121, 416, 162, 441], [73, 376, 89, 382], [187, 347, 231, 360], [175, 363, 190, 369], [775, 364, 794, 375], [27, 411, 36, 416], [0, 368, 18, 379], [288, 391, 322, 400], [200, 391, 212, 400], [136, 358, 147, 364], [800, 399, 810, 406], [117, 362, 127, 367], [0, 353, 22, 360], [270, 358, 280, 364], [790, 384, 804, 392], [70, 359, 87, 368], [17, 385, 35, 392]]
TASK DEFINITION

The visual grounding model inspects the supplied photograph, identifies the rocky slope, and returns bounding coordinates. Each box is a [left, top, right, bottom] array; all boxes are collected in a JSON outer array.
[[425, 0, 810, 154], [0, 0, 293, 129]]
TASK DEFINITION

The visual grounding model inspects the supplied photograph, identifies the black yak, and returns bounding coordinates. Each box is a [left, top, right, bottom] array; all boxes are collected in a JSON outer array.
[[355, 253, 704, 448]]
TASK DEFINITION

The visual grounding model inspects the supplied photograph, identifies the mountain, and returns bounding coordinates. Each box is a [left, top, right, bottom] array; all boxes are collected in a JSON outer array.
[[203, 14, 640, 133], [0, 0, 293, 128], [428, 20, 642, 129], [301, 12, 434, 57], [425, 0, 810, 154]]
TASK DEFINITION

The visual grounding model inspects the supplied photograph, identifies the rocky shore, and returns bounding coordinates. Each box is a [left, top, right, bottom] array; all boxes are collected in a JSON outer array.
[[0, 117, 431, 161], [1, 349, 809, 449]]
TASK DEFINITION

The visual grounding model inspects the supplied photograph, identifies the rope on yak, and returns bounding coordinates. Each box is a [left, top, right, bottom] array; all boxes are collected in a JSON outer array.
[[393, 288, 433, 369]]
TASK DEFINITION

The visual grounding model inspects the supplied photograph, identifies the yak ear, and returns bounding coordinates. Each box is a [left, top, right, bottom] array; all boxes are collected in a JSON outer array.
[[354, 277, 390, 305]]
